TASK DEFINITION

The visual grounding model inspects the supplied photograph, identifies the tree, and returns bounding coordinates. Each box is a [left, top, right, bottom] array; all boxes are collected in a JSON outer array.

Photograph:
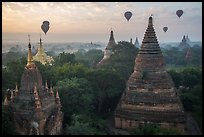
[[86, 69, 125, 114], [2, 106, 16, 135], [54, 52, 76, 66], [99, 41, 138, 81], [65, 114, 107, 135], [55, 77, 94, 125], [75, 49, 103, 68], [130, 123, 181, 135]]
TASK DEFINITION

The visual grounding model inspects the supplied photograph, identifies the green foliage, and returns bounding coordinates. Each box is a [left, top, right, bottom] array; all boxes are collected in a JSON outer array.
[[130, 123, 181, 135], [168, 67, 202, 131], [2, 51, 26, 65], [75, 49, 103, 68], [162, 46, 202, 67], [65, 114, 107, 135], [2, 106, 16, 135], [86, 68, 125, 113], [54, 52, 76, 66], [168, 67, 202, 89], [51, 63, 89, 84], [55, 77, 94, 125], [2, 57, 27, 100], [99, 41, 138, 81]]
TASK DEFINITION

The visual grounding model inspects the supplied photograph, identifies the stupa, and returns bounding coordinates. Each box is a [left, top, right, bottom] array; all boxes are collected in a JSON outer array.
[[96, 29, 117, 67], [114, 16, 186, 132]]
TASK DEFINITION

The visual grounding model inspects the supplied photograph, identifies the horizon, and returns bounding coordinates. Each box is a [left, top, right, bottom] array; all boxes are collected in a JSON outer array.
[[2, 2, 202, 43]]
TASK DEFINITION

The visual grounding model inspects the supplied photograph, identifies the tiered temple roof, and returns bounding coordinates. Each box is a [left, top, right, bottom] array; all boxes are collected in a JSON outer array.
[[114, 16, 186, 132], [105, 30, 117, 50], [96, 30, 117, 67], [4, 37, 63, 135]]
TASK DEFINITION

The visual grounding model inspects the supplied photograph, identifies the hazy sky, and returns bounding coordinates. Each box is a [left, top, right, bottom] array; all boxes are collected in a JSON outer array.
[[2, 2, 202, 43]]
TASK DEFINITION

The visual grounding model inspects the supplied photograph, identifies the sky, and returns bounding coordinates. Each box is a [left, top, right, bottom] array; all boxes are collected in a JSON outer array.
[[2, 2, 202, 43]]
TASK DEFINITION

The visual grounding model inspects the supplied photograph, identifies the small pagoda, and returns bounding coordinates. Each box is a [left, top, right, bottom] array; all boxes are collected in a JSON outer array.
[[114, 16, 186, 132], [96, 29, 117, 67]]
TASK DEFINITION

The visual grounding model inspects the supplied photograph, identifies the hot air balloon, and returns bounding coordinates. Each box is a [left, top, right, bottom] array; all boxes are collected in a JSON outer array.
[[163, 27, 168, 32], [124, 11, 132, 21], [41, 21, 50, 35], [176, 10, 183, 18]]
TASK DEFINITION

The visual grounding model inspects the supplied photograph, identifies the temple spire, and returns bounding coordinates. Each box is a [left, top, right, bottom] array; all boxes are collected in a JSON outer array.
[[15, 82, 19, 94], [130, 38, 133, 44], [109, 30, 115, 41], [10, 91, 14, 100], [105, 29, 117, 50], [56, 88, 59, 99], [40, 33, 43, 48], [50, 82, 54, 96], [26, 34, 34, 68], [3, 96, 9, 106], [148, 15, 153, 27], [45, 80, 49, 92]]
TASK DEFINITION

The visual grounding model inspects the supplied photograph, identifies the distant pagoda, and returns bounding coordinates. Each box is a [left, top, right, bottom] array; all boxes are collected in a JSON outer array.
[[130, 38, 133, 45], [96, 29, 117, 67], [134, 37, 140, 48], [114, 16, 186, 132], [33, 37, 54, 65], [178, 35, 190, 50], [4, 35, 63, 135]]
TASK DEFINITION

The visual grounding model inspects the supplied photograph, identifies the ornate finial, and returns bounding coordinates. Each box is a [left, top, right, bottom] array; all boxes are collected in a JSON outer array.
[[3, 96, 9, 106], [26, 34, 36, 68], [15, 83, 18, 94], [56, 88, 59, 99], [130, 38, 132, 44], [50, 82, 54, 96], [10, 91, 14, 100], [148, 15, 153, 26], [40, 33, 42, 44], [45, 80, 48, 91], [28, 34, 30, 43]]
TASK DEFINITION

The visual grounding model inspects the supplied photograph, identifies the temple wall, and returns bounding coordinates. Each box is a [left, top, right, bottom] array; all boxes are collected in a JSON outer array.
[[115, 117, 185, 132], [121, 103, 180, 112]]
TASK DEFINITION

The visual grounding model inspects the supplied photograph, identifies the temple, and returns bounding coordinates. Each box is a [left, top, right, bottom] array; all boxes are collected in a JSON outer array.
[[114, 16, 186, 132], [178, 35, 190, 50], [96, 29, 117, 67], [33, 37, 54, 65], [3, 36, 63, 135], [134, 37, 140, 48]]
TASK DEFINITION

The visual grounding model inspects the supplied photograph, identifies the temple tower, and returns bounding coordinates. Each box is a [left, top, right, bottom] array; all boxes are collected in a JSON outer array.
[[134, 37, 140, 48], [96, 29, 117, 67], [33, 36, 54, 65], [114, 16, 185, 132], [4, 35, 63, 135], [178, 35, 190, 50]]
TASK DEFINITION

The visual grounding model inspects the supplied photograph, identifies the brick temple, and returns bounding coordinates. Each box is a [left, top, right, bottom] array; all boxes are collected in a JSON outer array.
[[114, 16, 186, 132], [3, 36, 63, 135]]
